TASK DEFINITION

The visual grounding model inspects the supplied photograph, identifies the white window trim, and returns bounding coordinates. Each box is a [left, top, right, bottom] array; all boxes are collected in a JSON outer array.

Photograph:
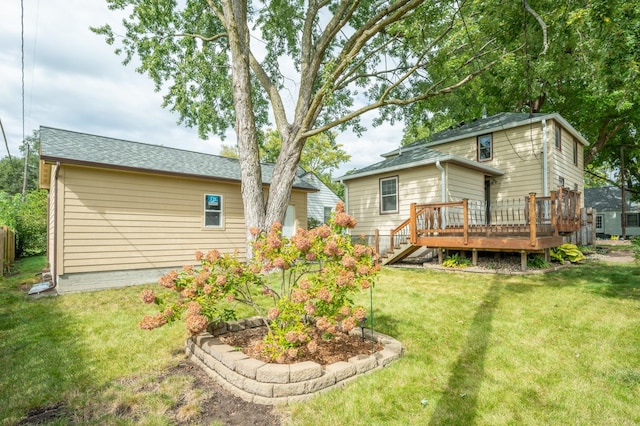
[[204, 194, 223, 228], [380, 176, 399, 214]]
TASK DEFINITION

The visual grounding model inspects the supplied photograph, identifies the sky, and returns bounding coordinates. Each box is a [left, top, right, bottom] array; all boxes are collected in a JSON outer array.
[[0, 0, 403, 177]]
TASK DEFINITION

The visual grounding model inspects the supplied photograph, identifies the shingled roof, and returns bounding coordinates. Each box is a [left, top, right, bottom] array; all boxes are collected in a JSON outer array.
[[584, 187, 640, 212], [39, 126, 317, 190], [337, 144, 503, 181]]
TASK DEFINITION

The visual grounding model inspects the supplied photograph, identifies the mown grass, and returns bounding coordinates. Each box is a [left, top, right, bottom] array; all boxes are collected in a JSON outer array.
[[1, 255, 639, 425]]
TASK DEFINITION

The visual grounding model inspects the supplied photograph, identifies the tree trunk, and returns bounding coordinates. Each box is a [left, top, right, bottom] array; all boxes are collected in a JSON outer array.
[[222, 0, 266, 253]]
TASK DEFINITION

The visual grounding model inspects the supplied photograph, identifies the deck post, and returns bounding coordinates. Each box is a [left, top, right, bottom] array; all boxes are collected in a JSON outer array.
[[520, 250, 527, 271], [472, 249, 478, 266], [550, 190, 558, 236], [374, 229, 380, 257], [463, 198, 469, 245], [528, 192, 537, 247], [410, 203, 417, 245]]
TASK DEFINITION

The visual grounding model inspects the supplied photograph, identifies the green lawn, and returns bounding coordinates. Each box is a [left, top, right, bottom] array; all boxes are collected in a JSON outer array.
[[1, 256, 639, 425]]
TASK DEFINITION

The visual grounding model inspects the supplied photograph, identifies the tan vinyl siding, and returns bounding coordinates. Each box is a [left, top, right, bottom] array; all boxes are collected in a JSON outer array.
[[549, 121, 584, 202], [58, 165, 247, 274], [446, 164, 484, 201], [347, 166, 441, 236], [288, 190, 309, 230]]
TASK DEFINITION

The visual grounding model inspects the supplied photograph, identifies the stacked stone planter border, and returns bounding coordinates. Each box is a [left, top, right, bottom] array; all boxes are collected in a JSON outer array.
[[185, 316, 404, 405]]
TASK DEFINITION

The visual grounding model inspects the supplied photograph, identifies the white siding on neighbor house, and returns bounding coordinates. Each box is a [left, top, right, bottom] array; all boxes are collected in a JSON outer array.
[[598, 210, 640, 238], [303, 173, 341, 223]]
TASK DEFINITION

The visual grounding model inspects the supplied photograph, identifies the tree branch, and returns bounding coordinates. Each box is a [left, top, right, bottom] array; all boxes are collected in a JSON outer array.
[[523, 0, 548, 55]]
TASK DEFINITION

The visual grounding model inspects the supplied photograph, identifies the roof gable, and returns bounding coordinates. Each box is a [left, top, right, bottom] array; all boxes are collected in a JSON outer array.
[[39, 126, 317, 190], [584, 187, 639, 211]]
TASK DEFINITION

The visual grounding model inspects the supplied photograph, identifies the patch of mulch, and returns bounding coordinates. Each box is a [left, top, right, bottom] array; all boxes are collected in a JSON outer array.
[[219, 326, 383, 365]]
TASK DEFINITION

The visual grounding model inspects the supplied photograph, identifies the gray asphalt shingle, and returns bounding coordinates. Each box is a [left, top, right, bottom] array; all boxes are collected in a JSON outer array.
[[39, 126, 317, 190]]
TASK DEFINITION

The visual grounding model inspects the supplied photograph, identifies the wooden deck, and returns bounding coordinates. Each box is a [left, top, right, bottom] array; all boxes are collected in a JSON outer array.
[[383, 189, 582, 266]]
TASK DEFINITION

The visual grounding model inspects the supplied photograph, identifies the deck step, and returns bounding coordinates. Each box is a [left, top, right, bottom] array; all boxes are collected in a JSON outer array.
[[381, 243, 421, 266]]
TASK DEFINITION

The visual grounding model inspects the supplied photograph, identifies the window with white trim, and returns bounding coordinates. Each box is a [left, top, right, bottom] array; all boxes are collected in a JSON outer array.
[[380, 176, 398, 214], [555, 127, 562, 151], [477, 134, 492, 161], [204, 194, 223, 227], [573, 140, 579, 166], [626, 213, 639, 228], [323, 206, 332, 224], [595, 214, 603, 230]]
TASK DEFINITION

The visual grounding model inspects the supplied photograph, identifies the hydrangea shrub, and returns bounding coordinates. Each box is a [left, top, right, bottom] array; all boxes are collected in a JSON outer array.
[[139, 202, 378, 362]]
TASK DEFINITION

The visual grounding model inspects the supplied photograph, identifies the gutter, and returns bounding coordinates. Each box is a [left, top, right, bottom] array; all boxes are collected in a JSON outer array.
[[436, 161, 446, 229], [52, 162, 60, 290], [542, 119, 549, 197]]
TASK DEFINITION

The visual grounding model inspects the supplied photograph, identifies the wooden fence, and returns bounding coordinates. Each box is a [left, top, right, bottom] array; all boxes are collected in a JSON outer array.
[[1, 226, 16, 274]]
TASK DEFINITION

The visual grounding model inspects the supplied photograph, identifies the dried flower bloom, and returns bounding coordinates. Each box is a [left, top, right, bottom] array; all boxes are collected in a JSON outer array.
[[353, 307, 367, 321], [307, 340, 318, 353], [341, 255, 356, 269], [304, 302, 316, 315], [314, 224, 331, 239], [267, 232, 282, 249], [317, 287, 332, 302], [163, 307, 174, 318], [285, 331, 299, 343], [353, 244, 370, 259], [226, 294, 235, 303], [357, 264, 371, 275], [335, 201, 345, 213], [267, 307, 280, 320], [305, 252, 317, 261], [205, 249, 220, 262], [336, 271, 355, 287], [323, 240, 339, 256], [139, 313, 167, 330], [272, 257, 288, 269], [194, 271, 210, 287], [339, 305, 351, 316], [181, 287, 196, 299], [215, 275, 227, 286], [342, 316, 356, 332], [287, 348, 298, 359], [360, 279, 371, 289], [291, 288, 309, 303], [185, 301, 202, 318], [140, 289, 156, 304], [298, 279, 311, 290], [203, 284, 213, 295], [249, 227, 261, 237], [315, 316, 331, 331], [334, 212, 357, 228], [185, 314, 208, 335]]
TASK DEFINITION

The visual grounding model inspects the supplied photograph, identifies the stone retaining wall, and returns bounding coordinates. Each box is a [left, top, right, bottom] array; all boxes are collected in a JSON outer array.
[[185, 316, 403, 405]]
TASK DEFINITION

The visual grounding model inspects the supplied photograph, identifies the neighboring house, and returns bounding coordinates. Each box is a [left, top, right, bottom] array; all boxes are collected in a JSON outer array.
[[336, 112, 588, 266], [585, 187, 640, 238], [296, 169, 342, 226], [39, 126, 318, 293]]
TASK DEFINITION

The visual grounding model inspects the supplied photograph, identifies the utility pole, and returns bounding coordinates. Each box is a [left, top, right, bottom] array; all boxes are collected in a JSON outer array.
[[21, 141, 29, 202]]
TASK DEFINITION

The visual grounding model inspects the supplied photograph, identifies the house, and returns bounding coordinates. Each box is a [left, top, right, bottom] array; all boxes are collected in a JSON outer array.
[[297, 169, 342, 227], [336, 112, 589, 267], [585, 187, 640, 239], [38, 126, 319, 293]]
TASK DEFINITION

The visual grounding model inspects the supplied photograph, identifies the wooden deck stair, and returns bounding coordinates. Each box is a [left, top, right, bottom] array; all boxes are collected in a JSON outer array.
[[380, 240, 422, 266]]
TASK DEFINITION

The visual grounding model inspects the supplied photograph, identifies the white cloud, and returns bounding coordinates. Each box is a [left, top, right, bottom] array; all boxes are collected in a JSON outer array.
[[0, 0, 402, 174]]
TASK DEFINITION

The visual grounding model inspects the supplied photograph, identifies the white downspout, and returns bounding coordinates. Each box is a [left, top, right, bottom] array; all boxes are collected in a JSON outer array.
[[542, 119, 549, 197], [436, 161, 446, 229]]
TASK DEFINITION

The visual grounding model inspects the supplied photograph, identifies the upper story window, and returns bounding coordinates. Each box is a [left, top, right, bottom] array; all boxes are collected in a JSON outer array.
[[573, 140, 579, 166], [477, 134, 492, 161], [380, 176, 398, 214], [204, 194, 223, 227], [555, 127, 562, 151]]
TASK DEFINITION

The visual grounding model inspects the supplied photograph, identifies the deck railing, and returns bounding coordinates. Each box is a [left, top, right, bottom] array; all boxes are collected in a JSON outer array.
[[388, 189, 581, 250]]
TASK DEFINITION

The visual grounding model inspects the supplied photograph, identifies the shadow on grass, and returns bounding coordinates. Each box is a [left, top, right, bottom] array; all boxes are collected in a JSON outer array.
[[429, 280, 502, 425], [0, 257, 92, 423]]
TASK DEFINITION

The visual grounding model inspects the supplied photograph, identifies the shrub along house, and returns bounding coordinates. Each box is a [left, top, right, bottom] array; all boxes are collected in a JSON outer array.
[[337, 112, 589, 269], [39, 126, 318, 293]]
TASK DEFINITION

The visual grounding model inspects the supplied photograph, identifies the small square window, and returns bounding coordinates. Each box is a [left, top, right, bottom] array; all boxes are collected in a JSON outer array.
[[558, 177, 565, 187], [204, 194, 223, 227], [627, 213, 639, 228], [380, 176, 398, 214], [595, 215, 603, 229], [477, 134, 492, 161]]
